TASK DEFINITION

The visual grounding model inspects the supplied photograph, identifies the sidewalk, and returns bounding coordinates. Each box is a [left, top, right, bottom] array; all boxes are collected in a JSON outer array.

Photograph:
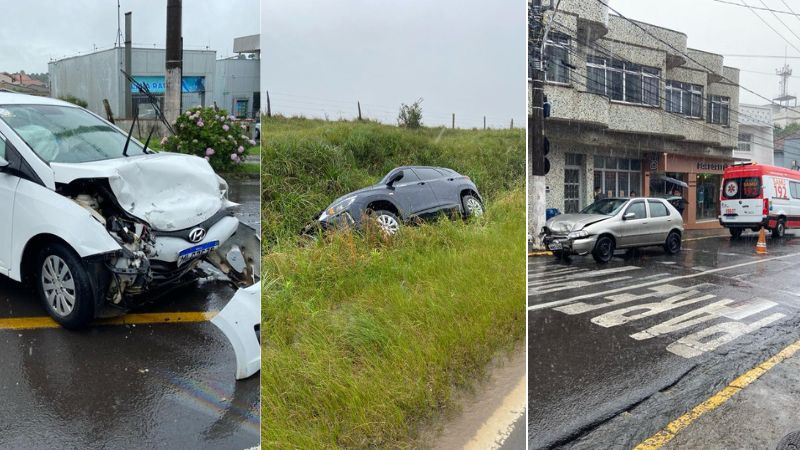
[[662, 347, 800, 449]]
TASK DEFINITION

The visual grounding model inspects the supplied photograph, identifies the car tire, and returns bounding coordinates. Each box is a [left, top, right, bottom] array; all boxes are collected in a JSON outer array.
[[34, 242, 96, 329], [371, 210, 401, 235], [730, 228, 743, 239], [664, 231, 682, 255], [462, 194, 484, 218], [592, 236, 615, 264], [772, 218, 786, 239]]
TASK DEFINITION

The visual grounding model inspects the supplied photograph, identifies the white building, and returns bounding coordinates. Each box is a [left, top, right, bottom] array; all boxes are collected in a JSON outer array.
[[735, 104, 774, 165]]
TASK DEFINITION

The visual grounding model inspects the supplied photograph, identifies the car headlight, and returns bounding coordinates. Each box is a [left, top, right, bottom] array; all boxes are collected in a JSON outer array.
[[567, 230, 589, 240], [319, 196, 357, 220]]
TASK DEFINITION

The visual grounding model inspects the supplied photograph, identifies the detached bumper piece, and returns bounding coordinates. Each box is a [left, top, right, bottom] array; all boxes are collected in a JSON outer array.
[[212, 283, 261, 380], [206, 221, 261, 287]]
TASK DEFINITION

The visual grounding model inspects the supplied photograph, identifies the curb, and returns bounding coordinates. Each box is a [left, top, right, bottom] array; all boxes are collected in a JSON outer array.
[[528, 251, 553, 257]]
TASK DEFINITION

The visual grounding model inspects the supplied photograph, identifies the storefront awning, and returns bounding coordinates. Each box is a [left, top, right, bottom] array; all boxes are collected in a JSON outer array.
[[658, 175, 689, 188]]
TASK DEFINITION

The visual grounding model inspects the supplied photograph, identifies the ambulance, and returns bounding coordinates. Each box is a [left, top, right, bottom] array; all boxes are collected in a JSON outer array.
[[719, 162, 800, 238]]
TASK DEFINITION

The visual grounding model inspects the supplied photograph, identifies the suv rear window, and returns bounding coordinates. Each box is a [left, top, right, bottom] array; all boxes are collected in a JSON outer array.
[[723, 177, 760, 199]]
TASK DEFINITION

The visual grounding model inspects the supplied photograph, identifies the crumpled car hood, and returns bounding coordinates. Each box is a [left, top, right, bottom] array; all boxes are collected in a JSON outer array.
[[51, 152, 234, 231], [546, 213, 610, 233]]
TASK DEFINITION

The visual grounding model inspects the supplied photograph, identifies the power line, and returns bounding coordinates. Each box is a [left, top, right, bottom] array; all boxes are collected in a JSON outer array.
[[710, 0, 800, 16], [595, 0, 800, 116], [739, 0, 800, 55], [779, 0, 800, 26]]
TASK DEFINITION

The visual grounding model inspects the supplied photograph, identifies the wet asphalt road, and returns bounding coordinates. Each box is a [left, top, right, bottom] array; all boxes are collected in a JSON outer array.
[[0, 177, 260, 450], [528, 230, 800, 449]]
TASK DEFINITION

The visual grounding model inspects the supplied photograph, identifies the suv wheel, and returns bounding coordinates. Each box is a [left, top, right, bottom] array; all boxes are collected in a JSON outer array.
[[772, 219, 786, 239], [730, 228, 743, 239], [664, 231, 682, 255], [462, 194, 484, 218], [35, 242, 96, 329], [371, 210, 400, 235], [592, 236, 615, 264]]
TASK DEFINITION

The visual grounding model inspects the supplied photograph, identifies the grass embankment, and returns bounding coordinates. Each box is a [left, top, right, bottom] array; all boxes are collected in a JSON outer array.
[[261, 116, 525, 448]]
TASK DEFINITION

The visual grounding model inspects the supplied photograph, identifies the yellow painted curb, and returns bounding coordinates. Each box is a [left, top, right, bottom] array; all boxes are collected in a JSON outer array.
[[0, 310, 218, 330], [528, 251, 553, 256], [634, 338, 800, 449]]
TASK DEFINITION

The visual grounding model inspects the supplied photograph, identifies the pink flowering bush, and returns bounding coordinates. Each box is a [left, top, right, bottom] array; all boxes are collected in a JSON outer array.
[[162, 106, 251, 172]]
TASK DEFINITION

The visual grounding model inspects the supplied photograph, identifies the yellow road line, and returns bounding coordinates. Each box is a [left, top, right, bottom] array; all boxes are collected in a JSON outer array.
[[634, 338, 800, 449], [528, 251, 553, 256], [0, 311, 218, 330]]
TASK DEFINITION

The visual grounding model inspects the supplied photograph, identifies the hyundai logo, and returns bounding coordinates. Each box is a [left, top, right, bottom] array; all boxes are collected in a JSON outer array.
[[188, 227, 206, 243]]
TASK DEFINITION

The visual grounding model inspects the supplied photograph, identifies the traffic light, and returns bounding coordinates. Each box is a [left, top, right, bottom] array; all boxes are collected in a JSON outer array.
[[542, 95, 550, 175], [543, 136, 550, 175]]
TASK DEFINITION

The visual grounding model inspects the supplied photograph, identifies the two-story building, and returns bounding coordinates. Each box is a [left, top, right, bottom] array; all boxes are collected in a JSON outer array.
[[532, 0, 741, 230]]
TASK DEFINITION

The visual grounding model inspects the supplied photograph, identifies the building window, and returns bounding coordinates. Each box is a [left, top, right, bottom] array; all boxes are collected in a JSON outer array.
[[593, 156, 642, 198], [586, 56, 660, 106], [544, 32, 570, 83], [708, 95, 730, 125], [564, 153, 583, 213], [235, 98, 249, 119], [738, 132, 752, 152], [665, 81, 703, 118]]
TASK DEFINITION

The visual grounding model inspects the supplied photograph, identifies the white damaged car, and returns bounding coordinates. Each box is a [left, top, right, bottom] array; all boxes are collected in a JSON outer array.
[[0, 93, 260, 330]]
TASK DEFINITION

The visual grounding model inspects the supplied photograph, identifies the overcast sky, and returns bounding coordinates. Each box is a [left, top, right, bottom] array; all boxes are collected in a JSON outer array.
[[613, 0, 800, 105], [262, 0, 526, 129], [0, 0, 259, 74]]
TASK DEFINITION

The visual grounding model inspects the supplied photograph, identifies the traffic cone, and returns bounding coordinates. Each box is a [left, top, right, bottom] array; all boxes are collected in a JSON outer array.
[[756, 227, 768, 255]]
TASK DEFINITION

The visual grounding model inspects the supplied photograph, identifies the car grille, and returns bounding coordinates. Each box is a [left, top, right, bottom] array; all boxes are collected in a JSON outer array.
[[152, 209, 233, 242], [149, 260, 198, 285]]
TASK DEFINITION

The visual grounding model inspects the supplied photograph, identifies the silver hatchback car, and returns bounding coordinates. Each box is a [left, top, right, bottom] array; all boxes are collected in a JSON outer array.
[[541, 197, 684, 263]]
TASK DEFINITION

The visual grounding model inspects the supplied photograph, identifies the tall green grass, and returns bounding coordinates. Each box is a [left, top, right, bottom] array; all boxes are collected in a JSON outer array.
[[261, 116, 524, 246], [263, 188, 526, 448], [261, 116, 525, 448]]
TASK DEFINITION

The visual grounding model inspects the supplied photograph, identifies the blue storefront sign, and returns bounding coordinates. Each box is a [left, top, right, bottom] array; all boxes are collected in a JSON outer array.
[[131, 76, 205, 93]]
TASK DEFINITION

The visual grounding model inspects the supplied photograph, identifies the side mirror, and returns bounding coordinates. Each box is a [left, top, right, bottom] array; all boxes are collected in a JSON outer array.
[[623, 212, 636, 220], [0, 156, 8, 170], [387, 170, 404, 187]]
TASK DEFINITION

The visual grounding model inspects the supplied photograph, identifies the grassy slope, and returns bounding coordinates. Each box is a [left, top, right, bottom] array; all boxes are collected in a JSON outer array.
[[262, 116, 525, 448], [261, 116, 524, 245]]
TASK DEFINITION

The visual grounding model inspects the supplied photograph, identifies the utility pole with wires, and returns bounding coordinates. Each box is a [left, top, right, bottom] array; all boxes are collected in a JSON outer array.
[[529, 0, 547, 250]]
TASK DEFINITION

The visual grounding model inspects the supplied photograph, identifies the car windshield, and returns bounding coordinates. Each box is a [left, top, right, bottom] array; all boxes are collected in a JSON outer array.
[[580, 198, 628, 215], [0, 104, 146, 163]]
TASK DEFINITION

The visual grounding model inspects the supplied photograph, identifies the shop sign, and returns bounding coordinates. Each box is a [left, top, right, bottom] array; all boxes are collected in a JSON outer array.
[[697, 161, 728, 172]]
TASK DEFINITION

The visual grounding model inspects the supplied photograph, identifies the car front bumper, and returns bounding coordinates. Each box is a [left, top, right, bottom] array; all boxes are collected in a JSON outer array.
[[543, 235, 598, 256]]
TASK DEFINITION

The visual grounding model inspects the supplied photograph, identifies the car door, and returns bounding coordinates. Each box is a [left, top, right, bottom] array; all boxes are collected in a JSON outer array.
[[647, 199, 673, 244], [391, 169, 436, 218], [412, 167, 451, 211], [619, 200, 649, 247], [396, 168, 438, 217], [0, 133, 20, 273]]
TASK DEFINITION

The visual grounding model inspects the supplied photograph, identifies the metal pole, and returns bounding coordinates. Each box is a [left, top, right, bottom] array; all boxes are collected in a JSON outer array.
[[124, 12, 132, 119], [164, 0, 182, 126], [529, 0, 547, 250]]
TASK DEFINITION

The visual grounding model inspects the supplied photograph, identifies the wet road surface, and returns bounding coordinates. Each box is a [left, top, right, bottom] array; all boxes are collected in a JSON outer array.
[[0, 177, 260, 449], [528, 230, 800, 449]]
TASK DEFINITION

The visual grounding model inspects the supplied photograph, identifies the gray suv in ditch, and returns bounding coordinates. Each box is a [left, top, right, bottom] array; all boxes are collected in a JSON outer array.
[[312, 166, 484, 235], [541, 197, 684, 263]]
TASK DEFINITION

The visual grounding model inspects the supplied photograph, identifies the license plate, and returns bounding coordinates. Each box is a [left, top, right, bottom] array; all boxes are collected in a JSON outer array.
[[177, 240, 219, 266], [724, 208, 737, 216], [548, 241, 562, 251]]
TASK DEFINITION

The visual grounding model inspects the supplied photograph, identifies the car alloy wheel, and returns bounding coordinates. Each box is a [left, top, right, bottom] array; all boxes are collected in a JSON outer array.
[[465, 196, 484, 217], [41, 255, 76, 317], [376, 213, 400, 235]]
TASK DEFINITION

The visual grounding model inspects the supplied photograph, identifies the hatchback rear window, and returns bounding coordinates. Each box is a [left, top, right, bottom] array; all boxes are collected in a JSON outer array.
[[723, 177, 760, 199]]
